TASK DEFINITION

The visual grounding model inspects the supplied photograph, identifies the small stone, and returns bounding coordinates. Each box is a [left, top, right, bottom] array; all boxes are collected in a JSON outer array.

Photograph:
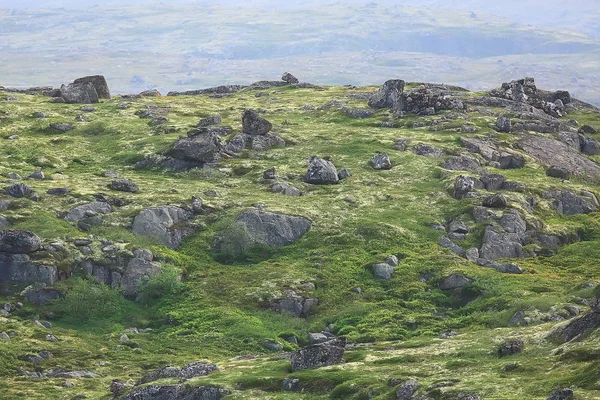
[[0, 332, 10, 341], [33, 112, 46, 118], [386, 255, 399, 267], [8, 135, 19, 140], [46, 334, 58, 342], [282, 377, 300, 391], [119, 333, 129, 343], [39, 351, 53, 359], [498, 339, 524, 356], [28, 170, 45, 180]]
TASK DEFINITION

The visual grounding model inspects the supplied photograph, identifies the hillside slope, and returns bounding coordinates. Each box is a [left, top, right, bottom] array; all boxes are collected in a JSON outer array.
[[0, 75, 600, 399]]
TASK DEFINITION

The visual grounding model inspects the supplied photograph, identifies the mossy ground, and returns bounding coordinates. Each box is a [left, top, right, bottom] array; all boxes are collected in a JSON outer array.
[[0, 85, 599, 399]]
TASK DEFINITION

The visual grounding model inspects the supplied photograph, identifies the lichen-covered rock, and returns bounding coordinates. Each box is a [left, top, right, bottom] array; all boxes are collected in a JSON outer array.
[[65, 202, 111, 223], [290, 337, 346, 372], [304, 156, 339, 184], [170, 133, 224, 163], [282, 72, 299, 84], [0, 230, 41, 254], [60, 82, 99, 104], [213, 209, 311, 255], [124, 384, 229, 400], [371, 152, 392, 170], [132, 206, 194, 249], [498, 339, 524, 356], [73, 75, 110, 99], [242, 110, 272, 135], [368, 79, 405, 109]]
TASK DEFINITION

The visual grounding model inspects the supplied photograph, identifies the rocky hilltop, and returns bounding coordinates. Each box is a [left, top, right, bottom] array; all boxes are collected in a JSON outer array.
[[0, 73, 599, 399]]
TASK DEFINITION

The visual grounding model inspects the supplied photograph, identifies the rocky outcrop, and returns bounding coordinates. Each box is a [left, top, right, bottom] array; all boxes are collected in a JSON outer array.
[[290, 337, 346, 372], [169, 133, 224, 164], [461, 137, 525, 169], [263, 289, 318, 318], [368, 79, 405, 109], [0, 253, 57, 285], [0, 230, 41, 254], [517, 133, 600, 179], [544, 190, 598, 215], [213, 209, 311, 254], [282, 72, 299, 84], [224, 111, 284, 154], [137, 362, 218, 385], [60, 82, 99, 104], [132, 206, 194, 249]]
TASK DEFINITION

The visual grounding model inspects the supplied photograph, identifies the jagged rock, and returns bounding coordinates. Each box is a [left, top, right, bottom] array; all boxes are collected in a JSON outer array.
[[439, 236, 464, 256], [265, 290, 317, 317], [108, 179, 139, 193], [0, 332, 9, 341], [304, 156, 339, 184], [65, 202, 111, 223], [453, 175, 483, 199], [461, 138, 524, 169], [138, 89, 161, 97], [499, 211, 527, 233], [396, 380, 420, 400], [138, 362, 218, 385], [372, 263, 394, 280], [73, 75, 110, 99], [270, 182, 302, 196], [4, 183, 33, 198], [495, 116, 512, 133], [132, 206, 194, 249], [482, 193, 507, 208], [49, 123, 74, 132], [517, 133, 600, 179], [550, 311, 600, 343], [213, 209, 311, 254], [371, 152, 392, 170], [414, 143, 445, 158], [123, 385, 229, 400], [544, 190, 597, 215], [337, 169, 351, 180], [242, 110, 272, 135], [28, 170, 44, 180], [579, 135, 600, 155], [546, 389, 574, 400], [282, 72, 299, 84], [465, 248, 479, 262], [440, 274, 472, 291], [368, 79, 405, 109], [111, 380, 127, 397], [502, 181, 527, 192], [290, 337, 346, 372], [197, 115, 222, 127], [386, 255, 399, 267], [0, 230, 41, 254], [170, 133, 224, 163], [60, 82, 99, 104], [150, 116, 168, 126], [0, 254, 57, 285]]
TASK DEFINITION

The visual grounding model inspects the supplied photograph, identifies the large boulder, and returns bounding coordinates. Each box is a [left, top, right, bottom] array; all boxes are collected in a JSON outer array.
[[304, 156, 339, 184], [121, 256, 162, 297], [0, 253, 57, 285], [242, 110, 272, 135], [169, 133, 224, 163], [0, 230, 41, 254], [480, 226, 526, 260], [290, 337, 346, 372], [132, 206, 194, 249], [213, 209, 311, 254], [60, 82, 99, 104], [550, 310, 600, 343], [73, 75, 110, 99], [368, 79, 405, 109], [65, 202, 111, 223], [282, 72, 299, 84]]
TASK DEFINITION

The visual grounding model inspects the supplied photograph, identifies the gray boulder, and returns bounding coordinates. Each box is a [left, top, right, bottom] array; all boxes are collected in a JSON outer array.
[[498, 339, 524, 356], [482, 193, 507, 208], [290, 337, 346, 372], [480, 227, 525, 260], [372, 263, 394, 280], [371, 152, 392, 170], [304, 156, 339, 184], [65, 202, 111, 223], [60, 82, 99, 104], [109, 179, 139, 193], [4, 183, 33, 198], [0, 230, 41, 253], [132, 206, 194, 249], [213, 209, 311, 254], [453, 175, 483, 199], [440, 236, 464, 256], [440, 274, 472, 291], [551, 311, 600, 343], [270, 182, 302, 196], [368, 79, 405, 109], [197, 115, 222, 127], [282, 72, 299, 84], [495, 116, 512, 133], [481, 174, 506, 191], [242, 110, 272, 135], [49, 123, 74, 133], [477, 259, 523, 274], [121, 257, 162, 297], [73, 75, 110, 99], [170, 133, 224, 163]]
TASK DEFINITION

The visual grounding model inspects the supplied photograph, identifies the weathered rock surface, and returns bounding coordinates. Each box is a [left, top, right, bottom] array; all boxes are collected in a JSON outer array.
[[517, 133, 600, 179], [60, 82, 99, 104], [544, 190, 597, 215], [371, 152, 392, 170], [290, 337, 346, 372], [304, 156, 339, 184], [65, 202, 111, 223], [123, 385, 230, 400], [72, 75, 110, 99], [0, 254, 57, 285], [242, 110, 272, 135], [0, 230, 41, 254], [138, 362, 219, 385], [213, 209, 311, 254], [170, 133, 224, 163], [132, 206, 194, 249], [368, 79, 405, 109]]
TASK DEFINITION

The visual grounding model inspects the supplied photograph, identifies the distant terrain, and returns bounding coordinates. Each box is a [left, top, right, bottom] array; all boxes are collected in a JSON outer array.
[[1, 1, 600, 104]]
